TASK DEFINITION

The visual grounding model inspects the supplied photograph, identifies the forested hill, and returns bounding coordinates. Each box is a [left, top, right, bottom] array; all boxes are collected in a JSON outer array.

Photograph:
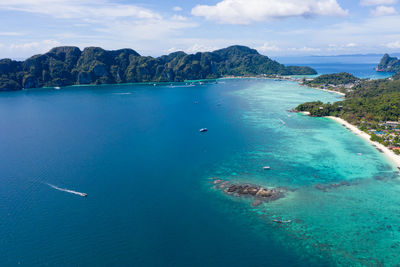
[[377, 54, 400, 73], [296, 73, 400, 123], [0, 45, 316, 91]]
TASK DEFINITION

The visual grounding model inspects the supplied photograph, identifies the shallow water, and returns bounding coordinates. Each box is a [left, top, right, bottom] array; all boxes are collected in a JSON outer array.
[[0, 78, 398, 266]]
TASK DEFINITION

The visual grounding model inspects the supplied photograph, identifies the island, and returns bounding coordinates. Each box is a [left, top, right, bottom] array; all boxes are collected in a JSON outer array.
[[300, 72, 360, 94], [0, 45, 316, 91], [295, 70, 400, 161], [376, 54, 400, 73]]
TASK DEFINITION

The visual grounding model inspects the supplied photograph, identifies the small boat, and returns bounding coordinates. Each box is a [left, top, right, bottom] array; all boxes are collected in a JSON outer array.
[[357, 153, 362, 156], [54, 86, 61, 90], [263, 166, 271, 170], [82, 193, 88, 197], [199, 128, 208, 132]]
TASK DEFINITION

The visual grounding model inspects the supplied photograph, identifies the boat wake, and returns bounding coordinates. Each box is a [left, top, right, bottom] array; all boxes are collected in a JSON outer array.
[[45, 183, 87, 197], [112, 92, 132, 95]]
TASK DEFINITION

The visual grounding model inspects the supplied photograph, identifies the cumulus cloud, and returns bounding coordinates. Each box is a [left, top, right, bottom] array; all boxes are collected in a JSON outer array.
[[171, 15, 188, 21], [346, 42, 358, 47], [257, 42, 281, 52], [387, 40, 400, 48], [9, 40, 61, 52], [173, 6, 183, 12], [185, 44, 219, 53], [371, 5, 397, 16], [360, 0, 398, 6], [191, 0, 348, 24], [0, 0, 197, 50]]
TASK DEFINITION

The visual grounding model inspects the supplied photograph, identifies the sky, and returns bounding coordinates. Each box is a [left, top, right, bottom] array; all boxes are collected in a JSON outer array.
[[1, 0, 400, 59]]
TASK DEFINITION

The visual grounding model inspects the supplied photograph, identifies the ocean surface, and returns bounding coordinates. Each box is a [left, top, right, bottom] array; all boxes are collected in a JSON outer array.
[[276, 54, 394, 79], [1, 62, 400, 266]]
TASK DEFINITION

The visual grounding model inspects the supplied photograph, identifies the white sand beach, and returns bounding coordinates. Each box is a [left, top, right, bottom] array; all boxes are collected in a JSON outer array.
[[319, 88, 345, 96], [328, 116, 400, 167]]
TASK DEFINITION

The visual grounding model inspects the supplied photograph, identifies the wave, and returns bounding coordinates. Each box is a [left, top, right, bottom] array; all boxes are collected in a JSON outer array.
[[45, 183, 87, 197], [112, 92, 132, 95]]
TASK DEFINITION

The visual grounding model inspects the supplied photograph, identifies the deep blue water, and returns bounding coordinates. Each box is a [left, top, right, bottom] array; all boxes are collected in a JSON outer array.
[[0, 81, 332, 266], [1, 62, 399, 266]]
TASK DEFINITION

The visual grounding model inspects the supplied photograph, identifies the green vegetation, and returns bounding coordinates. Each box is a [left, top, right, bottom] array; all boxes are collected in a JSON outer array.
[[296, 72, 400, 149], [0, 45, 316, 91], [302, 72, 360, 93], [377, 54, 400, 73]]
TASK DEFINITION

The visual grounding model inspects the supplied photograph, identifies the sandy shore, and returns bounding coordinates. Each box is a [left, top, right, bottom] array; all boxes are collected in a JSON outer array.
[[319, 88, 345, 96], [328, 116, 400, 167]]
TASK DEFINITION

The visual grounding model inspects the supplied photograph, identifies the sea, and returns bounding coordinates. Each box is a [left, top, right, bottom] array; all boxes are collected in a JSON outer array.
[[0, 56, 399, 266]]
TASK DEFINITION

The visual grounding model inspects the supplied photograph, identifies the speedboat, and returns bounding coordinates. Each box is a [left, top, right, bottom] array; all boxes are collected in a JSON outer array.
[[199, 128, 208, 133], [263, 166, 271, 170]]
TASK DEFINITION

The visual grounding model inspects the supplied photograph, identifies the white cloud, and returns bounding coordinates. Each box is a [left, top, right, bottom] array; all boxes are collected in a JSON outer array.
[[288, 46, 321, 52], [257, 42, 281, 52], [191, 0, 348, 24], [387, 40, 400, 48], [0, 32, 24, 36], [6, 39, 61, 57], [185, 44, 219, 53], [0, 0, 197, 54], [0, 0, 161, 20], [9, 40, 60, 51], [371, 5, 397, 16], [171, 15, 188, 21], [360, 0, 398, 6], [346, 42, 358, 47], [173, 6, 183, 12]]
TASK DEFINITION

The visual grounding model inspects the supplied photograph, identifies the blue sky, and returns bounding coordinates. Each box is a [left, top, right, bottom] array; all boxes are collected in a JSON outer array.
[[1, 0, 400, 59]]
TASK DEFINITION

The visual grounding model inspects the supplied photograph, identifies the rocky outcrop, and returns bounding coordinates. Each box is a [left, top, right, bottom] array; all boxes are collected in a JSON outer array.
[[211, 177, 285, 206], [377, 54, 400, 73], [0, 45, 317, 91]]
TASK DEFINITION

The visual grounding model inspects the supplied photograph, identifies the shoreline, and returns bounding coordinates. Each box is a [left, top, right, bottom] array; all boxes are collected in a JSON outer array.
[[299, 83, 346, 96], [327, 116, 400, 167], [317, 88, 345, 96]]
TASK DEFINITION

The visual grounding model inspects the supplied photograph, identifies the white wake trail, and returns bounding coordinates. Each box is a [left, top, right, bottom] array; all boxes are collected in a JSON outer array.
[[46, 183, 87, 197]]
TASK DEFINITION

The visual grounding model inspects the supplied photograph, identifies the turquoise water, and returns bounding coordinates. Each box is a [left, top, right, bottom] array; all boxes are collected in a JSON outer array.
[[0, 78, 399, 266]]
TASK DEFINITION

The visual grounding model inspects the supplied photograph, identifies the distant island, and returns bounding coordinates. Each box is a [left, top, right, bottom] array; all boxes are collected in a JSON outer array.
[[376, 54, 400, 73], [0, 45, 316, 91]]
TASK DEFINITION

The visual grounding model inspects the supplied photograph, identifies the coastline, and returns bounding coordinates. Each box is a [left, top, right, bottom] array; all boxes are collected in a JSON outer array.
[[299, 83, 346, 96], [317, 88, 345, 96], [327, 116, 400, 167]]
